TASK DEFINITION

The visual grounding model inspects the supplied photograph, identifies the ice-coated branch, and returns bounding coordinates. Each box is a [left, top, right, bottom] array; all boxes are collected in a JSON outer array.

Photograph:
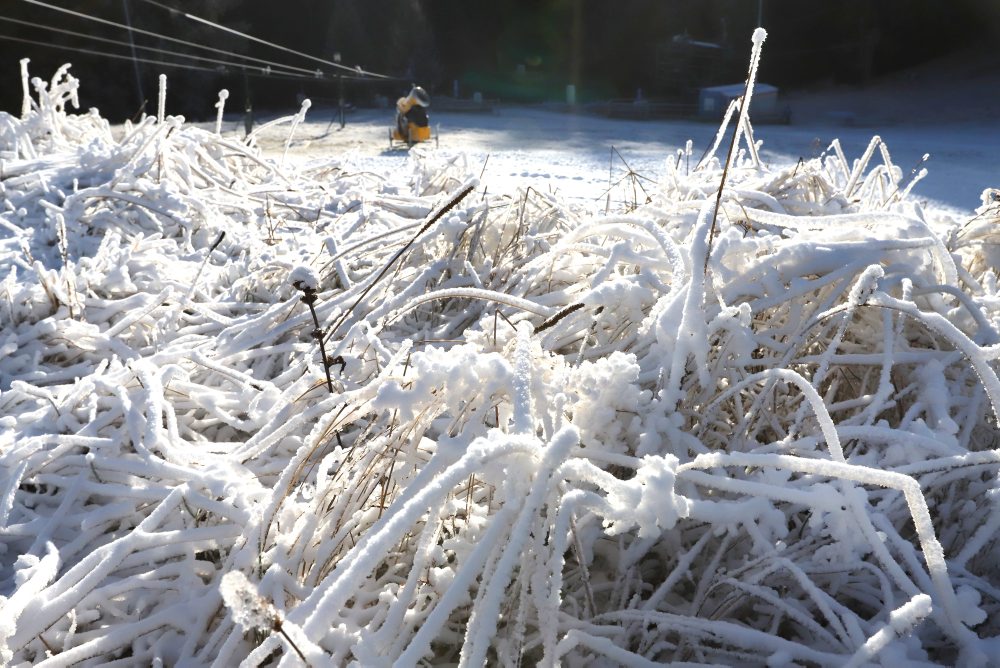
[[19, 58, 31, 119], [214, 89, 229, 136], [282, 98, 311, 166], [2, 45, 997, 668], [157, 73, 167, 124]]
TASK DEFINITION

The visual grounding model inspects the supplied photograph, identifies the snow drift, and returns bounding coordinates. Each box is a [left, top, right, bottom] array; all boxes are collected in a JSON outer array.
[[2, 39, 1000, 667]]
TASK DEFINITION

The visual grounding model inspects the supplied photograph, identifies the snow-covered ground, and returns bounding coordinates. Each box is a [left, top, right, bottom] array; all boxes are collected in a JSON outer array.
[[3, 52, 1000, 667], [253, 103, 998, 215]]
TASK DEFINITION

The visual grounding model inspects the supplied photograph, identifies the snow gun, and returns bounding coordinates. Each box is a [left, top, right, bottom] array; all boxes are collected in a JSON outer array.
[[390, 85, 432, 147]]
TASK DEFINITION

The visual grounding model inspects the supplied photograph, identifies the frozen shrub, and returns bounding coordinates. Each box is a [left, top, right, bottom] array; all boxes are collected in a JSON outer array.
[[2, 42, 999, 667]]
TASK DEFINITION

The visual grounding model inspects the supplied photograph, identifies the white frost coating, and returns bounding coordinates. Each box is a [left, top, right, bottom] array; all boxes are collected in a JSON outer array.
[[554, 629, 664, 667], [794, 263, 885, 432], [459, 427, 578, 667], [2, 47, 998, 667], [102, 286, 174, 338], [382, 286, 557, 324], [220, 571, 277, 632], [9, 488, 188, 651], [323, 236, 353, 289], [843, 594, 932, 668], [847, 262, 883, 307], [0, 543, 59, 665], [872, 291, 1000, 420], [214, 89, 229, 136], [394, 504, 521, 667], [288, 265, 320, 291], [729, 27, 767, 169], [19, 58, 30, 119], [697, 98, 739, 170], [0, 461, 27, 526], [157, 73, 167, 124], [511, 323, 535, 435], [605, 454, 689, 538], [659, 198, 714, 407], [845, 136, 884, 197], [282, 98, 312, 166], [679, 452, 975, 652], [288, 436, 540, 634]]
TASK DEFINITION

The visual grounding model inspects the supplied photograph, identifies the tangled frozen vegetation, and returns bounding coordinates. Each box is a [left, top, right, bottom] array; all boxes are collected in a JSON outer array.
[[4, 33, 1000, 667]]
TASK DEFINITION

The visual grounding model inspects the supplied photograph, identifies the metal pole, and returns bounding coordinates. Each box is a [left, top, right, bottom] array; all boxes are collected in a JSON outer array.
[[122, 0, 144, 113], [334, 52, 344, 129], [243, 69, 253, 137], [757, 0, 763, 26], [570, 0, 581, 98], [338, 75, 345, 128]]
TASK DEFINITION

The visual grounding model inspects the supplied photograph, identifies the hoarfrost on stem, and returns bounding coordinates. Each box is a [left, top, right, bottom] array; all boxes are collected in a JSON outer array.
[[289, 265, 320, 292], [220, 571, 277, 633], [2, 36, 999, 667]]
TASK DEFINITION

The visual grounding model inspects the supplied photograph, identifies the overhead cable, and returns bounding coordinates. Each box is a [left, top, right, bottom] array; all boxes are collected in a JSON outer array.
[[16, 0, 373, 80], [133, 0, 393, 80], [0, 33, 219, 74], [0, 14, 307, 78], [0, 32, 387, 84]]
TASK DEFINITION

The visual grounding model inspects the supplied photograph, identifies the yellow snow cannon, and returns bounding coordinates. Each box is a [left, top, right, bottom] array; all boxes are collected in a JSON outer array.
[[390, 85, 433, 147]]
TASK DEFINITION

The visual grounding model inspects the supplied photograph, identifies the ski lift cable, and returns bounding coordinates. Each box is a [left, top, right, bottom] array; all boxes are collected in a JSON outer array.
[[16, 0, 388, 82], [0, 33, 220, 75], [17, 0, 323, 77], [0, 14, 308, 79], [133, 0, 394, 80], [0, 32, 384, 85]]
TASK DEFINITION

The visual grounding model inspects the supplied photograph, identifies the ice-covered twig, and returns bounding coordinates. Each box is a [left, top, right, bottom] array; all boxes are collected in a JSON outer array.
[[282, 98, 311, 166], [705, 28, 767, 272], [157, 74, 167, 124], [214, 89, 229, 136], [843, 594, 932, 668]]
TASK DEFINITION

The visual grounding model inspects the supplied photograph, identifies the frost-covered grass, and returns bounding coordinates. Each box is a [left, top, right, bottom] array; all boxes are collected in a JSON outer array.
[[2, 42, 1000, 667]]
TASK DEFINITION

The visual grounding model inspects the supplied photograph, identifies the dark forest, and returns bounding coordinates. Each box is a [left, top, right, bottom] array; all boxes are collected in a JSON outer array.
[[1, 0, 997, 121]]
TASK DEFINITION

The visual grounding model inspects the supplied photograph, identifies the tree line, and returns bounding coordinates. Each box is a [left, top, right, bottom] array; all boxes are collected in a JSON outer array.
[[0, 0, 995, 121]]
